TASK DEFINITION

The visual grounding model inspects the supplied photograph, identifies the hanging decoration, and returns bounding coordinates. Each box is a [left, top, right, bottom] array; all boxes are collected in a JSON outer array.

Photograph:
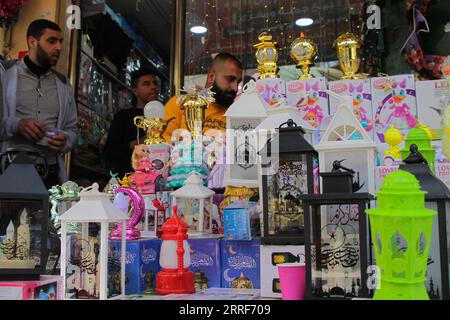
[[0, 0, 27, 27]]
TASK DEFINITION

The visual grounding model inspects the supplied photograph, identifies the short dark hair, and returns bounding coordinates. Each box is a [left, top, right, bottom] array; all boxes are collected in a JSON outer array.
[[212, 52, 243, 70], [130, 68, 158, 88], [27, 19, 61, 40]]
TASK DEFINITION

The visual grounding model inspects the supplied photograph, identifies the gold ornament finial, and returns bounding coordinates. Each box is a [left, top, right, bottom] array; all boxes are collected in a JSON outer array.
[[254, 32, 279, 79], [177, 87, 215, 138], [290, 32, 318, 79], [334, 32, 367, 80]]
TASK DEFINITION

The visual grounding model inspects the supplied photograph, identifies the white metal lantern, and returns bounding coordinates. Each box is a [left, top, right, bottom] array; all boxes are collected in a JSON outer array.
[[59, 183, 128, 300], [224, 80, 268, 188], [316, 91, 377, 194], [255, 102, 315, 147], [171, 173, 215, 236]]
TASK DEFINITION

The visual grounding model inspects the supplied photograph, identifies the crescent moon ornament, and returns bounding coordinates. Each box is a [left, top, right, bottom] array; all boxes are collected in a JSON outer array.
[[110, 187, 145, 240], [223, 268, 235, 283]]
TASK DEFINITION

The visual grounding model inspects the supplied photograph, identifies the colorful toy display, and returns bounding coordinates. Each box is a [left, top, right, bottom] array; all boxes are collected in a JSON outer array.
[[286, 77, 330, 145], [329, 79, 375, 136], [371, 75, 418, 156]]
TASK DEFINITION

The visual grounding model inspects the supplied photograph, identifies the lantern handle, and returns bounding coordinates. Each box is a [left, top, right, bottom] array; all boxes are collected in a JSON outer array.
[[80, 183, 100, 195], [279, 119, 298, 129], [242, 79, 257, 94]]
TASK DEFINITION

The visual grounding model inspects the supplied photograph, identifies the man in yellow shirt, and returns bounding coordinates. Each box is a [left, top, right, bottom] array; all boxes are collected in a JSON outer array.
[[163, 53, 243, 142]]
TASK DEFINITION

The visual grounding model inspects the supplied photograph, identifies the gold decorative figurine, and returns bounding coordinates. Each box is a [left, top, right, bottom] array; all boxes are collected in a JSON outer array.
[[177, 87, 215, 138], [134, 117, 173, 145], [254, 32, 279, 79], [290, 32, 318, 79], [334, 32, 366, 80]]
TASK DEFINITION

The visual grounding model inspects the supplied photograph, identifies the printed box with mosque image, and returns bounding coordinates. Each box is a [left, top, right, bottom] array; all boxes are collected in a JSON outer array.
[[188, 238, 222, 290], [220, 239, 261, 289], [109, 238, 161, 296]]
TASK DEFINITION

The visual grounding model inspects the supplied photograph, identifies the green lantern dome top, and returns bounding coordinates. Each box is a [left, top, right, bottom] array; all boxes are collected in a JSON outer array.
[[380, 169, 421, 192], [405, 127, 430, 144], [367, 170, 436, 217]]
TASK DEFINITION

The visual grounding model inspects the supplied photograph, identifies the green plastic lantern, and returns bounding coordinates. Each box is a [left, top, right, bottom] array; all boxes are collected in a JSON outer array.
[[400, 127, 435, 173], [366, 170, 436, 300]]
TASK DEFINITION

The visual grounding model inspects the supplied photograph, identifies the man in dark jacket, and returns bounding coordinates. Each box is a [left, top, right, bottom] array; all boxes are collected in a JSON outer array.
[[103, 68, 160, 177]]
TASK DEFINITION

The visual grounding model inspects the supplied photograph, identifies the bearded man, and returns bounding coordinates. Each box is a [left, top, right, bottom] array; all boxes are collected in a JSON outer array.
[[0, 19, 78, 188], [162, 53, 243, 142]]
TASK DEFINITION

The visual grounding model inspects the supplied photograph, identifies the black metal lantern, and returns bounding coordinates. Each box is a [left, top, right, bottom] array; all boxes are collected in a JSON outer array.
[[259, 119, 319, 245], [302, 161, 374, 299], [399, 144, 450, 300], [0, 152, 49, 280]]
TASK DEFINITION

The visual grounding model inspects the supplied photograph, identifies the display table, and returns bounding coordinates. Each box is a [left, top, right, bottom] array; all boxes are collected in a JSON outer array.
[[125, 288, 266, 300]]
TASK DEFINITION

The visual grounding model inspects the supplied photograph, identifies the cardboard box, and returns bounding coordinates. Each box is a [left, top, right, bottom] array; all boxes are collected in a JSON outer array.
[[416, 79, 450, 132], [286, 78, 330, 145], [256, 78, 287, 107], [260, 245, 305, 299], [148, 144, 171, 182], [375, 165, 400, 190], [435, 163, 450, 187], [0, 275, 62, 300], [109, 239, 161, 295], [221, 239, 261, 289], [329, 79, 375, 139], [188, 237, 222, 289], [371, 75, 418, 157], [223, 201, 260, 241]]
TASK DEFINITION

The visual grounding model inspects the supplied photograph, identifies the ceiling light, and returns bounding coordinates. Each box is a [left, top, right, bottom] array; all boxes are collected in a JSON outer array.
[[190, 26, 208, 34], [296, 18, 314, 27]]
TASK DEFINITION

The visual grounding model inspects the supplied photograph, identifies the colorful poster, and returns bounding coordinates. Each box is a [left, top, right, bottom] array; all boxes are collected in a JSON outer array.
[[371, 75, 418, 156], [329, 79, 374, 139]]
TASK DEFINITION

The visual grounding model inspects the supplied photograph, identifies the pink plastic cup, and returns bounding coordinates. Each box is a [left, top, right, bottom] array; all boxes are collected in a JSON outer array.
[[278, 263, 306, 300]]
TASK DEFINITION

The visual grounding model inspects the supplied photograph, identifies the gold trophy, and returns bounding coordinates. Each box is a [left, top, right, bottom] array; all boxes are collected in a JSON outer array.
[[177, 87, 215, 138], [290, 32, 318, 79], [254, 32, 279, 79], [134, 101, 174, 145], [334, 32, 366, 80]]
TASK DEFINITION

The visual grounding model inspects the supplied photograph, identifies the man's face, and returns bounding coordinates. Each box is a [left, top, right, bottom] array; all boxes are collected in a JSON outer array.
[[29, 28, 63, 68], [133, 74, 160, 105], [211, 60, 243, 108]]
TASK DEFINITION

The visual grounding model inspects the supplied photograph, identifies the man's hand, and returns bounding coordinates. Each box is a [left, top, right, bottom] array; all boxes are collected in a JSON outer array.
[[17, 119, 46, 142], [48, 133, 67, 153]]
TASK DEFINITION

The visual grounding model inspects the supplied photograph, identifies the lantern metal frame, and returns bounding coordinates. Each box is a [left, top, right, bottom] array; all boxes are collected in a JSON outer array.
[[303, 192, 374, 300], [259, 119, 319, 245], [0, 152, 49, 281], [59, 184, 128, 300]]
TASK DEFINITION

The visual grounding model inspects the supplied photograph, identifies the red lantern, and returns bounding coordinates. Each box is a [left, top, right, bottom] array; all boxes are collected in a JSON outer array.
[[156, 206, 195, 295]]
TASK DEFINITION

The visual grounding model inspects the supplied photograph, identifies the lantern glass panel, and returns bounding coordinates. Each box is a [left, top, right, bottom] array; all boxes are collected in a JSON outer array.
[[310, 204, 363, 298], [177, 198, 213, 233], [266, 156, 308, 236], [321, 150, 370, 193], [230, 122, 260, 181], [313, 155, 320, 194], [424, 201, 443, 300], [64, 222, 124, 300], [0, 200, 44, 270]]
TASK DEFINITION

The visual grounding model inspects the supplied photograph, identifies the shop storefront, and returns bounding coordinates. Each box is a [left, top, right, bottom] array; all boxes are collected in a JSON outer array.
[[0, 0, 450, 303]]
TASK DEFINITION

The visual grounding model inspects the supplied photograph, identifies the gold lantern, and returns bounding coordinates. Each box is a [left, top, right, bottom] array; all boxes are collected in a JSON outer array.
[[290, 32, 318, 79], [334, 32, 366, 80], [177, 87, 215, 138], [254, 32, 279, 79]]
